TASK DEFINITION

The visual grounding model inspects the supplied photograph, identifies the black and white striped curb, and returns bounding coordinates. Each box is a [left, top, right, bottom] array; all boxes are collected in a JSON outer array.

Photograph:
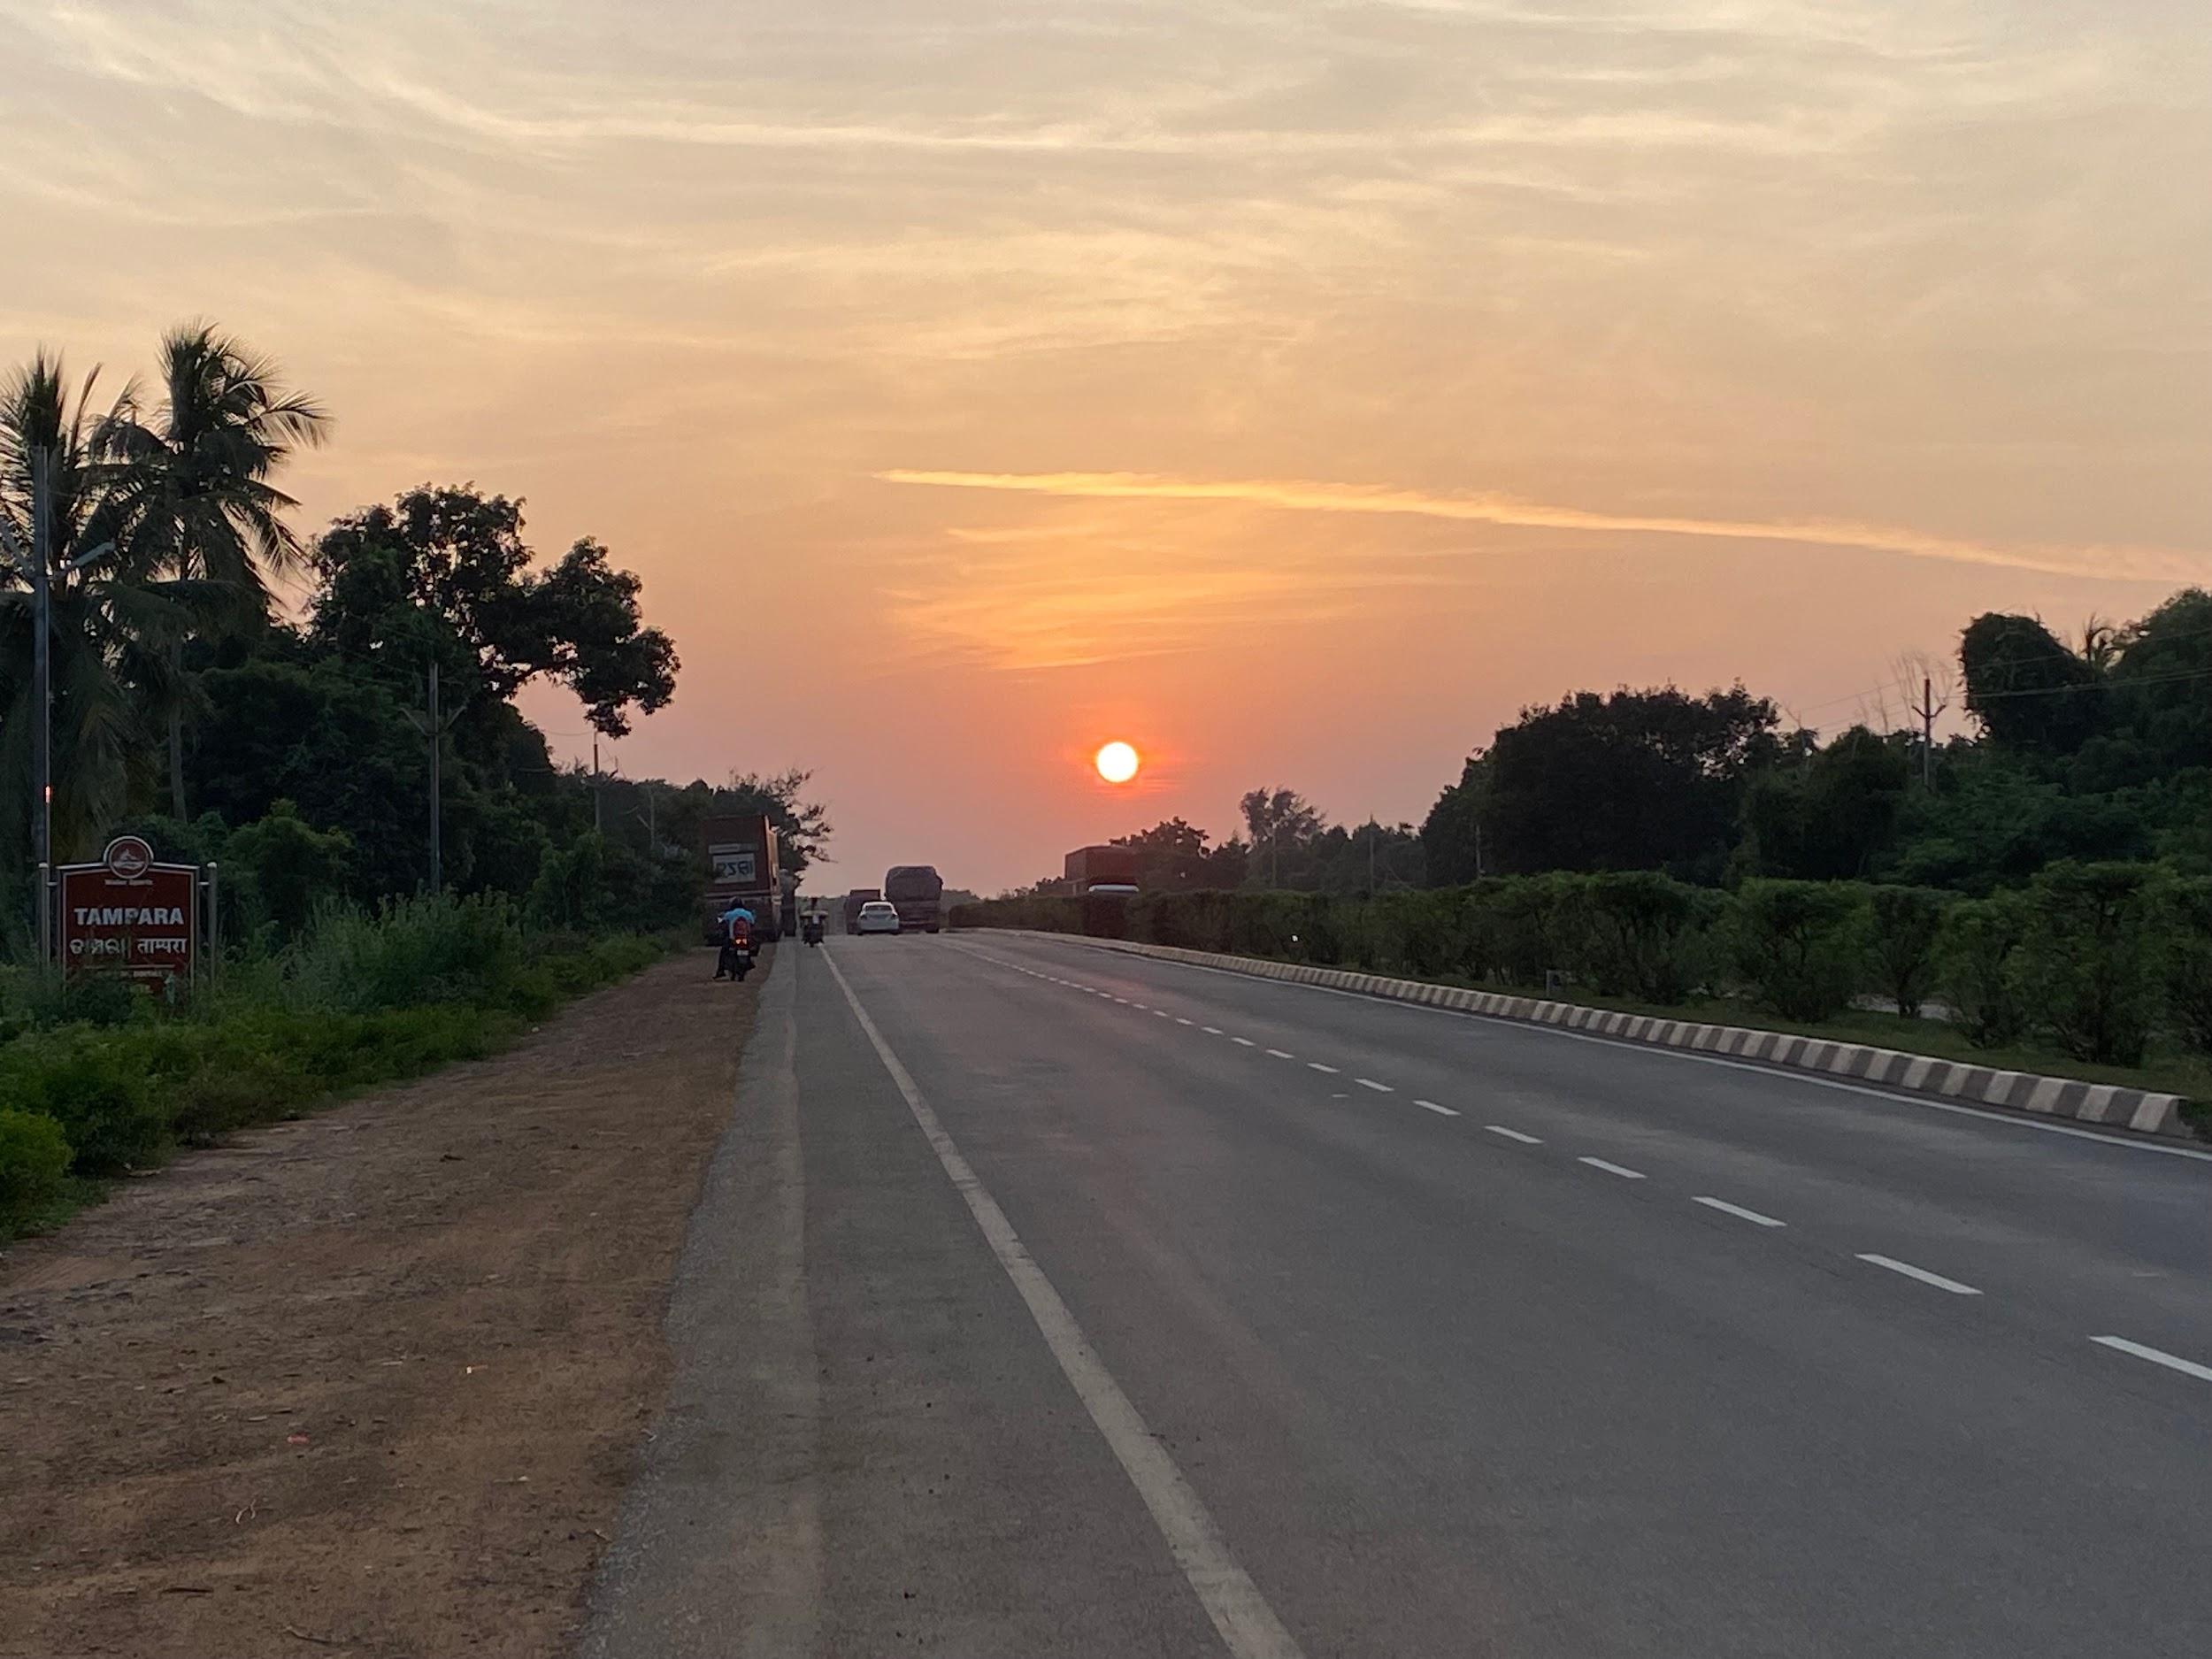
[[1023, 934, 2194, 1141]]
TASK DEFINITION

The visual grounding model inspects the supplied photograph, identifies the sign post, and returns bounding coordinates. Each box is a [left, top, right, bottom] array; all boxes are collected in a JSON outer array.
[[56, 835, 201, 987]]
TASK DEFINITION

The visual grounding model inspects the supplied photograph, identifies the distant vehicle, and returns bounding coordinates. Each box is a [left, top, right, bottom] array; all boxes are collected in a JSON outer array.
[[702, 814, 780, 943], [842, 887, 883, 934], [856, 900, 901, 935], [884, 865, 945, 933], [1064, 844, 1139, 895]]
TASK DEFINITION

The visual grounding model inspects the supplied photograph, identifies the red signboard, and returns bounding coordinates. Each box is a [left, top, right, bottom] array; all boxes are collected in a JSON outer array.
[[58, 838, 198, 983]]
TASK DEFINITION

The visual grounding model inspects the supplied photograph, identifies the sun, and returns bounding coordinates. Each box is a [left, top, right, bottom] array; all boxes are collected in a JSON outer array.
[[1094, 741, 1141, 784]]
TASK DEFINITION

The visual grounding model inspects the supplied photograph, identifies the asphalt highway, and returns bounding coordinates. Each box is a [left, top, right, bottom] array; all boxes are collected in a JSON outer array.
[[582, 932, 2212, 1658]]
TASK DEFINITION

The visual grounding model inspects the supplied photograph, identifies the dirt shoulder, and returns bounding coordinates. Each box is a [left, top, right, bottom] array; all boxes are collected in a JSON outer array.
[[0, 949, 757, 1659]]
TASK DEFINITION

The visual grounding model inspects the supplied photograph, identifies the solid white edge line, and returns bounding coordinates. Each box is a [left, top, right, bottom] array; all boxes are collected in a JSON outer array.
[[822, 952, 1305, 1659], [1578, 1156, 1646, 1180], [1414, 1100, 1459, 1117], [1484, 1125, 1542, 1144], [1003, 941, 2212, 1164], [1356, 1078, 1394, 1093], [2091, 1335, 2212, 1384], [1856, 1253, 1982, 1295], [1691, 1195, 1786, 1228]]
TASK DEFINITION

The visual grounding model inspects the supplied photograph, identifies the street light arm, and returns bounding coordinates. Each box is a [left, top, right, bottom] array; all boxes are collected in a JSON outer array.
[[65, 540, 114, 574]]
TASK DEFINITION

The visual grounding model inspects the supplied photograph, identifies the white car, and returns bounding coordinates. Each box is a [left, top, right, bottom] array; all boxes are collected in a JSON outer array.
[[856, 900, 902, 935]]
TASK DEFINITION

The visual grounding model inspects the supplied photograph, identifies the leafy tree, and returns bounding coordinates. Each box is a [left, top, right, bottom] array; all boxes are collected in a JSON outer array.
[[1740, 726, 1911, 880], [1865, 885, 1950, 1019], [1420, 754, 1491, 885], [1960, 612, 2105, 754], [1468, 686, 1793, 881], [2016, 862, 2157, 1065], [1240, 787, 1325, 886], [1730, 879, 1864, 1022], [1939, 893, 2030, 1048], [223, 800, 353, 939], [310, 486, 677, 739]]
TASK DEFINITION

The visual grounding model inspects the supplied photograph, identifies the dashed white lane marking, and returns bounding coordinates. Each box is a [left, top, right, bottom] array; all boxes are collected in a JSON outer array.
[[1308, 1062, 1341, 1075], [1266, 1048, 1295, 1060], [1857, 1254, 1982, 1296], [1578, 1156, 1646, 1180], [1414, 1100, 1459, 1117], [1692, 1195, 1786, 1228], [1112, 997, 1130, 1005], [1232, 1037, 1256, 1047], [1355, 1078, 1394, 1094], [1153, 1009, 1171, 1018], [1485, 1125, 1542, 1144], [823, 953, 1307, 1659], [2091, 1336, 2212, 1385], [1202, 1026, 1224, 1035], [1176, 1017, 1195, 1026]]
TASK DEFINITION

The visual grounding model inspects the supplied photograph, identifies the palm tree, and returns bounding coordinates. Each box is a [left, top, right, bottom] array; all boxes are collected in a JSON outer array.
[[105, 323, 330, 818], [0, 352, 171, 864]]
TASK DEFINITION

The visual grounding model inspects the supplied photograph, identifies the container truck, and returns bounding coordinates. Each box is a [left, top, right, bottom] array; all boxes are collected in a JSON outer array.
[[1064, 844, 1140, 895], [884, 865, 945, 933], [842, 888, 882, 934], [701, 814, 781, 942]]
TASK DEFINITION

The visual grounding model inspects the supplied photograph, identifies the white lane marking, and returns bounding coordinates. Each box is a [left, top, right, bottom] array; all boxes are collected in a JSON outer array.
[[1023, 943, 2212, 1164], [1266, 1048, 1295, 1060], [1308, 1062, 1341, 1075], [1355, 1078, 1394, 1094], [1111, 997, 1130, 1005], [823, 953, 1307, 1659], [1692, 1195, 1786, 1228], [1133, 1002, 1151, 1010], [1485, 1125, 1542, 1144], [1857, 1254, 1982, 1296], [2091, 1336, 2212, 1384], [1231, 1037, 1256, 1046], [1176, 1017, 1195, 1026], [1578, 1156, 1646, 1180], [1414, 1100, 1459, 1118], [1202, 1026, 1225, 1035], [1153, 1009, 1171, 1018]]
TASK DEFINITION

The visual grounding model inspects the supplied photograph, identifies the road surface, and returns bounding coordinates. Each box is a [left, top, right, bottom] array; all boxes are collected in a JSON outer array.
[[583, 933, 2212, 1658]]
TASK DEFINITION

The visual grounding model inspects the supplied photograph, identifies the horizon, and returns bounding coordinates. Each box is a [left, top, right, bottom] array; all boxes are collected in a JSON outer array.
[[5, 0, 2207, 894]]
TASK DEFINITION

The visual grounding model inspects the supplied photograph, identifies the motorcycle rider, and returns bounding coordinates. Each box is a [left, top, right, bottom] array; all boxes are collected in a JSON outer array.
[[714, 901, 756, 980]]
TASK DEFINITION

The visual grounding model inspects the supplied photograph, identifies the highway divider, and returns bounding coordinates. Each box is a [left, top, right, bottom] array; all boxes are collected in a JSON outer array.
[[1030, 933, 2194, 1141]]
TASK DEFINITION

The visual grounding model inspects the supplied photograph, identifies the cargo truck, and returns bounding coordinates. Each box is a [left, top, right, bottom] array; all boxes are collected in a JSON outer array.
[[842, 888, 882, 934], [1064, 844, 1139, 895], [884, 865, 945, 933], [702, 814, 781, 942]]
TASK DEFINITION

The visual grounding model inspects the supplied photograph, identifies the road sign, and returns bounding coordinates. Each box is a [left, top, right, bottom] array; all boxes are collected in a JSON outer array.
[[58, 836, 199, 984]]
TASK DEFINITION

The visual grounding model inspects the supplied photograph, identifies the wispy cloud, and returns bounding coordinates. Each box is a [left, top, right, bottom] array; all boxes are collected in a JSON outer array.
[[878, 470, 2208, 586]]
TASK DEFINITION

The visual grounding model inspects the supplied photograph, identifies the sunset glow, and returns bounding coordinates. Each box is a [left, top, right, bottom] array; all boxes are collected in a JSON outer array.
[[5, 1, 2203, 894], [1094, 741, 1141, 786]]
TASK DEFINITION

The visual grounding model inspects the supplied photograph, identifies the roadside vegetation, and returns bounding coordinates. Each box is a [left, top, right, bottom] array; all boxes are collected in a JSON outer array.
[[1, 324, 826, 1236], [972, 588, 2211, 1115]]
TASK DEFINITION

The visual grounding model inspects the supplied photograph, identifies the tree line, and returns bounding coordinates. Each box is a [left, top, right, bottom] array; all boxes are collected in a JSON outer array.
[[1065, 589, 2208, 902], [2, 325, 825, 950]]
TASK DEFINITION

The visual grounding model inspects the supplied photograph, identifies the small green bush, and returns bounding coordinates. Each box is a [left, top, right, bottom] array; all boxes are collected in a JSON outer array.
[[0, 1108, 71, 1228], [1730, 879, 1866, 1022], [1867, 886, 1952, 1020], [1578, 872, 1717, 1002], [2016, 862, 2158, 1066], [1940, 892, 2031, 1048], [0, 1029, 169, 1177]]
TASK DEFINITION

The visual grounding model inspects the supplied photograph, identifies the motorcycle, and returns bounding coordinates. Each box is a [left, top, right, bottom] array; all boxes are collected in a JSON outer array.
[[803, 915, 825, 947]]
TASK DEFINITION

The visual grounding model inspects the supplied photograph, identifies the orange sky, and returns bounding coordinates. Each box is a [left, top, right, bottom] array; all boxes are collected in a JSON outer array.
[[4, 0, 2207, 893]]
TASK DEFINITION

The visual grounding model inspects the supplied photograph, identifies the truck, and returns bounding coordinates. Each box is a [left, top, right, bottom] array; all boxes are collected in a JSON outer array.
[[842, 888, 882, 934], [1064, 844, 1139, 895], [701, 814, 781, 943], [884, 865, 945, 933]]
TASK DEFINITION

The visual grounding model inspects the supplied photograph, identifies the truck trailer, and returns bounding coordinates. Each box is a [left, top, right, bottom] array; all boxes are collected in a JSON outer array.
[[1064, 844, 1139, 895], [884, 865, 945, 933], [702, 814, 781, 942]]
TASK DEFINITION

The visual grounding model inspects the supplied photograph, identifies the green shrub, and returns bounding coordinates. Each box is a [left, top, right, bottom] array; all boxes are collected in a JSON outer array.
[[2016, 862, 2158, 1066], [0, 1108, 71, 1228], [0, 1028, 168, 1177], [280, 892, 526, 1015], [1730, 879, 1866, 1022], [1866, 885, 1952, 1019], [1940, 892, 2031, 1048], [1578, 872, 1717, 1002], [2162, 876, 2212, 1056]]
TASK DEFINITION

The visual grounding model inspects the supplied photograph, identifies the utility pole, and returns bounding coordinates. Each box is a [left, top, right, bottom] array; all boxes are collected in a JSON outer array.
[[28, 449, 51, 881], [1367, 818, 1377, 891], [1908, 674, 1946, 789], [592, 738, 603, 833], [403, 661, 461, 893]]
